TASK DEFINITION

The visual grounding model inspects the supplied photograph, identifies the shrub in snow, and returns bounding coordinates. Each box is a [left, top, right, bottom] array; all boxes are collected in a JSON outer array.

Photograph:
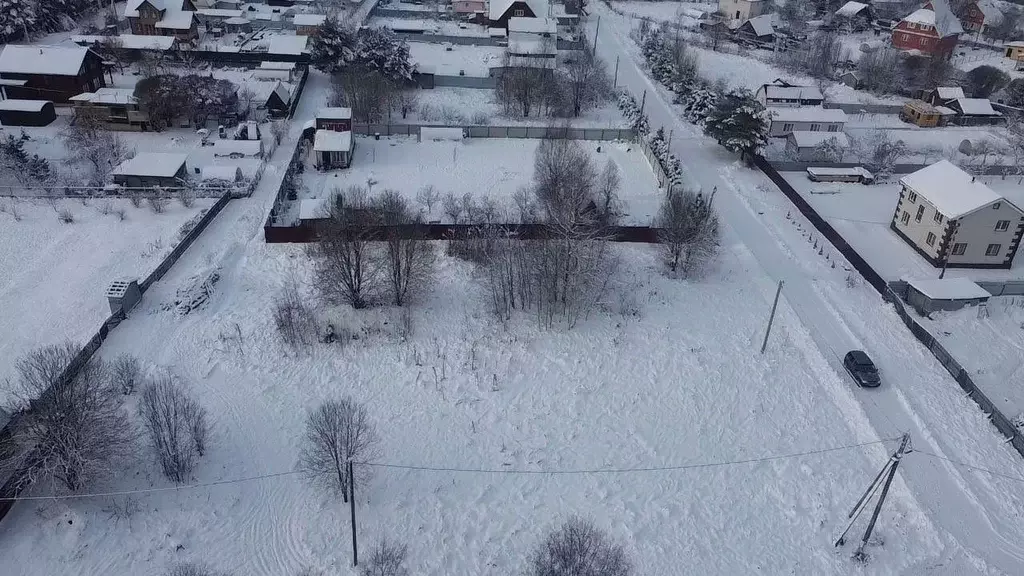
[[530, 516, 631, 576], [273, 280, 318, 348], [111, 353, 142, 395], [167, 562, 226, 576], [57, 208, 74, 223], [647, 128, 687, 191], [617, 91, 649, 136], [361, 538, 409, 576], [172, 269, 221, 315], [681, 87, 718, 127], [298, 397, 381, 500], [148, 196, 169, 214], [139, 377, 209, 484], [5, 342, 134, 492], [177, 187, 196, 208], [657, 189, 720, 278]]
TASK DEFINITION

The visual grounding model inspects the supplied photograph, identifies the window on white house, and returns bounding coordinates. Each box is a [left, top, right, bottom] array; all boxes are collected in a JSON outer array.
[[907, 190, 917, 203], [915, 205, 925, 222], [926, 232, 937, 246], [933, 212, 943, 223], [809, 123, 821, 131], [900, 211, 910, 225], [782, 123, 794, 132], [986, 243, 1002, 256], [952, 243, 967, 255], [827, 125, 839, 132], [995, 220, 1011, 231]]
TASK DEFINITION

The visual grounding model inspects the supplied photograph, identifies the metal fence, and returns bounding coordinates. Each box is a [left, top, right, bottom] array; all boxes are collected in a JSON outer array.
[[351, 123, 634, 140], [637, 136, 680, 194], [768, 161, 1021, 176], [265, 221, 663, 243], [885, 282, 1024, 459], [398, 32, 584, 51]]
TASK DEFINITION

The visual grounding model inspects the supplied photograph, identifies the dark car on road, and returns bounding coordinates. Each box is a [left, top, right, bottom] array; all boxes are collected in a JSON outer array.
[[844, 350, 881, 388]]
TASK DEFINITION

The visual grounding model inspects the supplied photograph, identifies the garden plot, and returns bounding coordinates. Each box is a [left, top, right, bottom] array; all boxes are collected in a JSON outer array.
[[0, 237, 942, 575], [299, 136, 660, 223], [408, 42, 506, 76], [408, 86, 630, 127], [780, 172, 1024, 280], [0, 196, 214, 396]]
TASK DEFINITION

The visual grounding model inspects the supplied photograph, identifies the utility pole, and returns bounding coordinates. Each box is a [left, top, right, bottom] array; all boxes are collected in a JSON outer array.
[[667, 129, 674, 150], [593, 16, 601, 56], [939, 220, 960, 279], [639, 89, 647, 117], [760, 280, 784, 354], [855, 434, 910, 562], [613, 55, 620, 87], [348, 460, 358, 567]]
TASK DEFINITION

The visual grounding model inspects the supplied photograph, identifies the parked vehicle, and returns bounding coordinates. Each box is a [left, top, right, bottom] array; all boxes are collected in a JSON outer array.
[[844, 350, 881, 388]]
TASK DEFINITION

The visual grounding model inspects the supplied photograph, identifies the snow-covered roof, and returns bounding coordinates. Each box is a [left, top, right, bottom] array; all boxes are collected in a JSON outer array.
[[976, 0, 1002, 25], [903, 8, 936, 26], [744, 14, 774, 37], [113, 153, 188, 178], [899, 160, 1003, 218], [293, 13, 326, 26], [298, 197, 327, 220], [261, 61, 296, 70], [0, 45, 92, 76], [934, 105, 956, 115], [69, 88, 138, 105], [224, 16, 250, 24], [73, 34, 178, 50], [489, 27, 507, 37], [955, 98, 999, 115], [763, 85, 824, 101], [198, 8, 243, 17], [806, 166, 873, 178], [908, 277, 990, 300], [836, 1, 868, 17], [788, 131, 849, 148], [155, 11, 195, 29], [0, 99, 51, 112], [508, 16, 556, 34], [769, 107, 848, 123], [213, 139, 262, 157], [936, 86, 965, 100], [489, 0, 549, 20], [318, 107, 352, 120], [902, 0, 962, 37], [314, 129, 353, 152], [1007, 41, 1024, 48], [268, 35, 309, 55]]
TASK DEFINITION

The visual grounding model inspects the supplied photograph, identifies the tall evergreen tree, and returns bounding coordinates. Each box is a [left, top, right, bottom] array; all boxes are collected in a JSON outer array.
[[703, 89, 769, 160], [355, 27, 415, 83], [0, 0, 37, 40], [309, 16, 358, 74]]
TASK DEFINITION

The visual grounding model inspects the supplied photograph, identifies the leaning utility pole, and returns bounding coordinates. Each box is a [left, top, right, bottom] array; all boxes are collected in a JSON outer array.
[[835, 433, 911, 562], [760, 280, 784, 354], [349, 460, 358, 567]]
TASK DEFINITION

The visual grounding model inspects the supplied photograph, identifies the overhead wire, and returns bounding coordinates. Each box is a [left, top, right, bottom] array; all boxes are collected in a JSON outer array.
[[912, 449, 1024, 485]]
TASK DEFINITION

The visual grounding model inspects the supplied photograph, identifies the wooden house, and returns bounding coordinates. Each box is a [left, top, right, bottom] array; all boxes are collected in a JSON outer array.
[[0, 45, 106, 103], [891, 0, 962, 60]]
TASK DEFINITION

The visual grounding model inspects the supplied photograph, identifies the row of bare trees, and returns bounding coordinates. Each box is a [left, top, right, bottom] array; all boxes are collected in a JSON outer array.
[[495, 44, 612, 119], [1, 344, 210, 493]]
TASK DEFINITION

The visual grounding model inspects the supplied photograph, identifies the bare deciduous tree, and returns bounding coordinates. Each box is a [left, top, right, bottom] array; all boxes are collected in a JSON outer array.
[[442, 191, 463, 224], [110, 353, 142, 395], [530, 516, 631, 576], [298, 397, 381, 501], [561, 46, 611, 117], [3, 343, 134, 492], [415, 185, 440, 214], [657, 189, 720, 278], [377, 191, 435, 306], [496, 52, 556, 118], [332, 70, 396, 123], [396, 91, 418, 120], [61, 112, 135, 187], [361, 537, 409, 576], [595, 160, 621, 223], [148, 196, 169, 214], [273, 277, 318, 348], [139, 377, 209, 483], [307, 187, 382, 309], [237, 85, 258, 119]]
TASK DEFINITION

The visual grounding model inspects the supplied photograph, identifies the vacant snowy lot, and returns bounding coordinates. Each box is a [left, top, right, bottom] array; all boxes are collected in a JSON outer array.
[[408, 42, 506, 76], [298, 136, 661, 224], [0, 197, 214, 394], [0, 238, 941, 575], [408, 86, 629, 128], [781, 172, 1024, 280]]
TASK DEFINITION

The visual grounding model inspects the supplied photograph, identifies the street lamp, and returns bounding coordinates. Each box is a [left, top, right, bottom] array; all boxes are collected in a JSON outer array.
[[939, 219, 960, 279]]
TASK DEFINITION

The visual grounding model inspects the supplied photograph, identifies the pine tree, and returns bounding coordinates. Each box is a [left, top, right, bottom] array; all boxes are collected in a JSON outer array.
[[355, 27, 415, 82], [0, 0, 36, 39], [309, 16, 357, 74], [683, 88, 717, 126], [703, 89, 769, 160]]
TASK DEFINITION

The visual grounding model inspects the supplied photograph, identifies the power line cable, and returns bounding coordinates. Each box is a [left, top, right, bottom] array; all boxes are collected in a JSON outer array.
[[0, 437, 900, 502], [912, 449, 1024, 485]]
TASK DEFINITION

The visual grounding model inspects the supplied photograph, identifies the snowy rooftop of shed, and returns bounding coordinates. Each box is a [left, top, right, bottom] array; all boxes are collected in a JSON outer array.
[[0, 99, 51, 112], [293, 13, 326, 25], [745, 14, 774, 37], [764, 85, 824, 100], [936, 86, 965, 100], [508, 17, 557, 34], [318, 107, 352, 120], [213, 139, 262, 156], [899, 160, 1002, 218], [836, 1, 868, 17], [69, 88, 138, 105], [955, 98, 999, 115], [113, 153, 189, 178], [299, 197, 327, 220], [314, 129, 352, 152], [155, 11, 195, 30], [268, 35, 309, 55], [908, 277, 990, 300], [0, 45, 91, 76], [769, 107, 847, 122], [198, 8, 244, 17]]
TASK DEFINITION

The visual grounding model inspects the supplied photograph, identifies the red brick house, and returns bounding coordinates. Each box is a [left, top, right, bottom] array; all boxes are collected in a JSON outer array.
[[891, 0, 963, 60], [958, 0, 1001, 34], [0, 45, 106, 103]]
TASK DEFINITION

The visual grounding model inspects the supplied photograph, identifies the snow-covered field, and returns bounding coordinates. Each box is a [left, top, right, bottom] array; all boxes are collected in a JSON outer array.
[[408, 42, 506, 76], [0, 236, 942, 575], [408, 86, 629, 128], [0, 196, 215, 393], [370, 16, 491, 37], [780, 172, 1024, 281], [296, 135, 660, 224], [610, 0, 713, 26]]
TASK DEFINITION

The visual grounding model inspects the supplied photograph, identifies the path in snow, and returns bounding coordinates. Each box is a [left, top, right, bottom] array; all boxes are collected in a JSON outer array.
[[591, 3, 1024, 572]]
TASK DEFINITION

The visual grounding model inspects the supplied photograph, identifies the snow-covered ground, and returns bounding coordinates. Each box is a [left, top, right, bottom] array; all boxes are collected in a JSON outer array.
[[781, 172, 1024, 281], [293, 136, 659, 224], [0, 197, 214, 394], [952, 44, 1024, 80], [592, 4, 1024, 572], [408, 42, 506, 76], [0, 235, 944, 575], [370, 16, 491, 37], [409, 87, 629, 128], [609, 0, 713, 26]]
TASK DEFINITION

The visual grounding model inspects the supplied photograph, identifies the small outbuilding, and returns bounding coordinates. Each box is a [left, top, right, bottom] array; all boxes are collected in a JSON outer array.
[[946, 97, 1003, 126], [785, 131, 849, 161], [314, 129, 354, 170], [112, 152, 189, 188], [213, 139, 263, 158], [0, 99, 56, 126], [905, 277, 990, 316], [901, 99, 945, 127], [264, 81, 292, 118]]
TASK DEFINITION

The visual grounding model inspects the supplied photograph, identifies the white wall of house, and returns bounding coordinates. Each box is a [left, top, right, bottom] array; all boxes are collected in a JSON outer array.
[[718, 0, 769, 20], [768, 120, 844, 137], [893, 184, 1024, 265]]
